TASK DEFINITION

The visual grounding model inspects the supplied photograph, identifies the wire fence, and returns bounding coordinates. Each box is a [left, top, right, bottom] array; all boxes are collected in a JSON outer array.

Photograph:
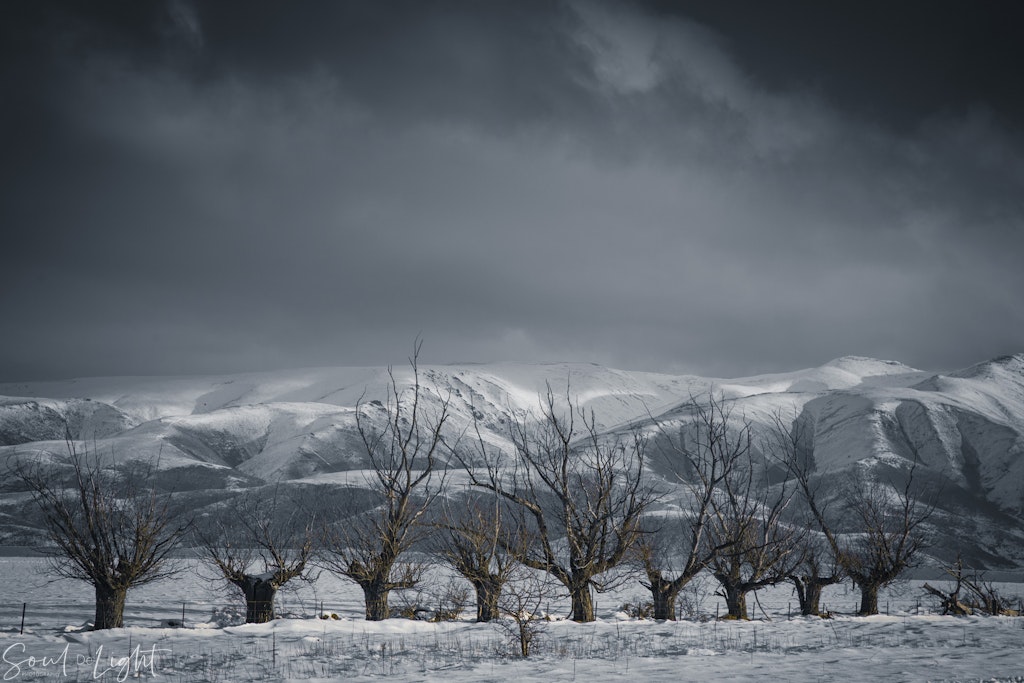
[[6, 592, 1006, 634], [0, 599, 335, 632], [3, 555, 1022, 632]]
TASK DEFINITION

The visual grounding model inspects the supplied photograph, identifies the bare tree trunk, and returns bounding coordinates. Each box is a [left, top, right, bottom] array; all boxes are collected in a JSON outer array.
[[923, 582, 973, 615], [721, 582, 748, 620], [474, 579, 501, 622], [647, 575, 680, 621], [233, 576, 279, 623], [517, 622, 532, 657], [94, 584, 127, 630], [803, 581, 824, 617], [569, 583, 595, 622], [858, 582, 880, 616], [791, 576, 828, 616], [362, 582, 390, 621]]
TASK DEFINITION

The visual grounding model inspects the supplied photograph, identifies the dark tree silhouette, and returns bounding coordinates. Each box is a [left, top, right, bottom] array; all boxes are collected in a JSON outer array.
[[437, 495, 519, 622], [196, 490, 316, 623], [771, 412, 931, 616], [16, 440, 187, 629], [698, 403, 801, 620], [639, 393, 746, 620], [458, 383, 655, 622], [839, 467, 931, 615], [321, 342, 450, 620], [766, 413, 842, 616], [787, 533, 843, 616]]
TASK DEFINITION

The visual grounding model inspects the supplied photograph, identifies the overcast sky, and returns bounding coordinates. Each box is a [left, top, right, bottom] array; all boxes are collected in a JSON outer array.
[[2, 1, 1022, 381]]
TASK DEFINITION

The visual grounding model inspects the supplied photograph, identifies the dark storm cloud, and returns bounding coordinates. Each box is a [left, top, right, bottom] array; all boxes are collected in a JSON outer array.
[[1, 0, 1022, 381], [638, 0, 1024, 132]]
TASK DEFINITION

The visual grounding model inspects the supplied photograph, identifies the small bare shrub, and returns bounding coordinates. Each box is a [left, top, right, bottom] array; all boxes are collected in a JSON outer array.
[[619, 600, 654, 619], [495, 567, 561, 657], [392, 590, 431, 620], [430, 580, 470, 622], [677, 573, 713, 619]]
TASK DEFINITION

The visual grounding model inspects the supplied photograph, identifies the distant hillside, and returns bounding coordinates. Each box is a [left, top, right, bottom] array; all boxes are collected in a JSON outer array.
[[2, 354, 1022, 569]]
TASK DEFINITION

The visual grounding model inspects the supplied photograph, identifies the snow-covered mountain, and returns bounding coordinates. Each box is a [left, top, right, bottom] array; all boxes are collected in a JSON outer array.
[[2, 354, 1023, 569]]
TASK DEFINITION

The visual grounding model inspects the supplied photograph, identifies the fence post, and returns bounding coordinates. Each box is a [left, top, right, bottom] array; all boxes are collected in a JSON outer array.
[[20, 603, 26, 635]]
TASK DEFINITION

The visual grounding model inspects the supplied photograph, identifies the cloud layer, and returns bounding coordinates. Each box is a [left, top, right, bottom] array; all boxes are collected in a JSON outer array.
[[1, 1, 1021, 380]]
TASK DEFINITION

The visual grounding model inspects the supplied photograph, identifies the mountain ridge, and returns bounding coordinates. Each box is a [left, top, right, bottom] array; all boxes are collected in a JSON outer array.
[[1, 353, 1022, 568]]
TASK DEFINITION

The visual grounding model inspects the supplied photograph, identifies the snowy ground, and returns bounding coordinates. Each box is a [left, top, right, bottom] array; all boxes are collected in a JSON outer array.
[[2, 557, 1023, 682]]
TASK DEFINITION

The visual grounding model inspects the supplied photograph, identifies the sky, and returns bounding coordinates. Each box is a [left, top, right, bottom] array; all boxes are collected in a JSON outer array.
[[1, 0, 1022, 381]]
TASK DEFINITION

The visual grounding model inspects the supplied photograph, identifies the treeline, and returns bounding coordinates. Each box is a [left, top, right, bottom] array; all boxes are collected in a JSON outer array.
[[14, 345, 1007, 645]]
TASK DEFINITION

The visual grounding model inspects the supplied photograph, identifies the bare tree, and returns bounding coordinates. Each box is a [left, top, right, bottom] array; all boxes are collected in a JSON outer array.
[[495, 564, 561, 657], [638, 393, 746, 620], [839, 465, 931, 615], [320, 342, 450, 620], [196, 489, 316, 623], [772, 412, 931, 616], [787, 533, 842, 617], [765, 412, 841, 617], [436, 494, 519, 622], [707, 476, 801, 619], [458, 383, 655, 622], [15, 440, 187, 629], [699, 403, 801, 620]]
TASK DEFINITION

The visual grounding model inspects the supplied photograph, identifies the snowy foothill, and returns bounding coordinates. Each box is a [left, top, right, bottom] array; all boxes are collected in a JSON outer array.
[[2, 557, 1024, 682], [3, 354, 1024, 680]]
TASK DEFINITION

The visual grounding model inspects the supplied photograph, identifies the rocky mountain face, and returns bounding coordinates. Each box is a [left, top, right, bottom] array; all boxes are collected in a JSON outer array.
[[1, 354, 1022, 569]]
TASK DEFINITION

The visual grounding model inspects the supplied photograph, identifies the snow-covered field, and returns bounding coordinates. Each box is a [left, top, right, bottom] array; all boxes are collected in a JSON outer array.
[[2, 557, 1024, 682]]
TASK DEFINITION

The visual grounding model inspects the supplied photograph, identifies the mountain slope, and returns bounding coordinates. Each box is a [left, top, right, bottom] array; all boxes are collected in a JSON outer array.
[[1, 354, 1023, 567]]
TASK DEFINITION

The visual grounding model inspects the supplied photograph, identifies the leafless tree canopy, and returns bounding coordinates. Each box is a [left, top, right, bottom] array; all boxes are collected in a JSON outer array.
[[15, 440, 187, 629], [764, 413, 842, 616], [838, 465, 932, 614], [195, 489, 316, 623], [436, 493, 520, 622], [771, 412, 932, 616], [695, 399, 803, 620], [639, 392, 750, 620], [458, 382, 655, 622], [320, 341, 450, 620]]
